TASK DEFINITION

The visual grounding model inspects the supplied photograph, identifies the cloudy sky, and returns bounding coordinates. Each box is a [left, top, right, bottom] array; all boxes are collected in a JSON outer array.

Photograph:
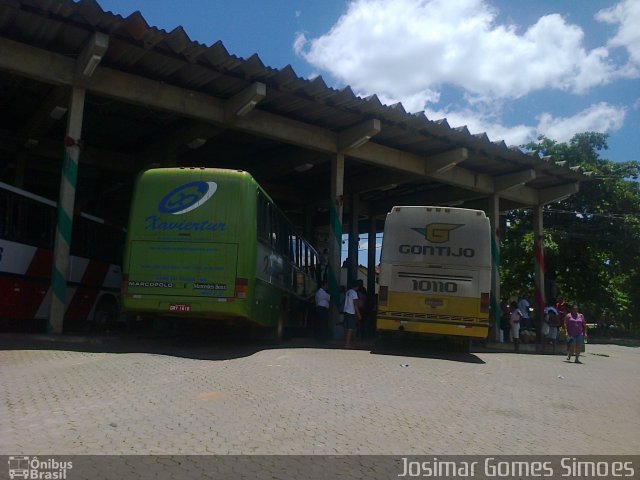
[[100, 0, 639, 162]]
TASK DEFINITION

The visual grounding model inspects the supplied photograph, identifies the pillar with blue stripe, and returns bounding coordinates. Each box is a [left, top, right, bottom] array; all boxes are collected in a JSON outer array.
[[48, 87, 86, 333]]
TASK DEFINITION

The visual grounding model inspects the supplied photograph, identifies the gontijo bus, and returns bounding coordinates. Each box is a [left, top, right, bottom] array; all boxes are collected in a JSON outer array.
[[122, 167, 319, 340], [376, 206, 491, 344]]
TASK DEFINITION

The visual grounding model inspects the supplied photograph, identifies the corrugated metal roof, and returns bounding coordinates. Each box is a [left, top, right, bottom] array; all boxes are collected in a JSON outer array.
[[0, 0, 589, 220]]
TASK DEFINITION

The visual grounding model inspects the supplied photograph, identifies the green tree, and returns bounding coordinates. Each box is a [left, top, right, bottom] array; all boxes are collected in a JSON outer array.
[[501, 133, 640, 330]]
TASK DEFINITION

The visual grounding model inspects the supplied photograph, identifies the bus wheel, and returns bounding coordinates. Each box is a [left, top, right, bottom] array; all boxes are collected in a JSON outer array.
[[93, 297, 118, 331], [270, 303, 286, 345]]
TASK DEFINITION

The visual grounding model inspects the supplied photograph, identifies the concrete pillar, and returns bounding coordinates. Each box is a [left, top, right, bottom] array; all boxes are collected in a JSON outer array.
[[487, 195, 502, 341], [533, 205, 546, 342], [347, 194, 359, 286], [367, 214, 377, 338], [48, 86, 86, 334], [367, 215, 377, 298], [328, 154, 344, 327]]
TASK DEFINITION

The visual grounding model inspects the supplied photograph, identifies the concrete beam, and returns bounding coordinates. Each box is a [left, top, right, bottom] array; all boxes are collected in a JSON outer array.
[[354, 142, 425, 175], [352, 170, 416, 194], [424, 148, 468, 174], [0, 37, 552, 207], [139, 121, 225, 165], [496, 184, 539, 206], [538, 182, 579, 205], [224, 82, 266, 123], [74, 33, 109, 85], [494, 169, 536, 192], [234, 109, 337, 152], [0, 128, 138, 173], [253, 150, 327, 182], [428, 164, 493, 193], [338, 119, 381, 152]]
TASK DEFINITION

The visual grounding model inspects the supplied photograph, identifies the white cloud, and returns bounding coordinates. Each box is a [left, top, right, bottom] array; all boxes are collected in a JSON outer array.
[[596, 0, 640, 75], [424, 106, 536, 146], [537, 103, 626, 142], [294, 0, 620, 112], [424, 102, 625, 147]]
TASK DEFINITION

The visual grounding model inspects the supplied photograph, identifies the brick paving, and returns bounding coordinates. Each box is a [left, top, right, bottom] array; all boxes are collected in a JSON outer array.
[[1, 334, 638, 456]]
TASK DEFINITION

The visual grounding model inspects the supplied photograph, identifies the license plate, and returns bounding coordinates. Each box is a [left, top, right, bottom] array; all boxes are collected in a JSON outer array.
[[169, 304, 191, 312]]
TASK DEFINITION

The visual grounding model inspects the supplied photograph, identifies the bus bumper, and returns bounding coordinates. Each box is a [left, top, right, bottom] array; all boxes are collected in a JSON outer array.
[[376, 317, 488, 339]]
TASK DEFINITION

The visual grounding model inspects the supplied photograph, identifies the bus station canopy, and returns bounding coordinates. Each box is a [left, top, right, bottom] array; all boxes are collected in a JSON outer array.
[[0, 0, 589, 230]]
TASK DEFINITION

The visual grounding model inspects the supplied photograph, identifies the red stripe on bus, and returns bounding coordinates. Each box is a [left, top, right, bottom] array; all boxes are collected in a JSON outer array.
[[81, 260, 110, 287], [65, 260, 110, 322], [25, 248, 53, 279], [65, 286, 100, 322], [0, 277, 47, 320]]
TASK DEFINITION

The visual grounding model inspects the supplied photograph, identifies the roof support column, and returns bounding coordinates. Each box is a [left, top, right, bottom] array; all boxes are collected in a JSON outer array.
[[487, 194, 502, 342], [347, 194, 360, 287], [367, 214, 378, 338], [533, 205, 546, 345], [328, 153, 345, 332], [48, 86, 86, 334]]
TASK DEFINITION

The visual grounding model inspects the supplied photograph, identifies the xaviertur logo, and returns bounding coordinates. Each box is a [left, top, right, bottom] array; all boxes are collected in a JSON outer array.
[[412, 223, 462, 243], [158, 181, 217, 215]]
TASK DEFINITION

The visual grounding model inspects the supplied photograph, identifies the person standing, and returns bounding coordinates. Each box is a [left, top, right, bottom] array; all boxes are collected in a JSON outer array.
[[555, 296, 568, 318], [314, 280, 330, 343], [544, 305, 560, 353], [343, 280, 361, 349], [555, 295, 570, 353], [565, 303, 587, 364], [509, 301, 522, 352], [500, 300, 511, 344], [518, 297, 531, 330]]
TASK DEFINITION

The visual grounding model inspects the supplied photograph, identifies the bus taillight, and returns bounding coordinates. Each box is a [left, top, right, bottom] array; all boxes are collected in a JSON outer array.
[[379, 285, 388, 306], [121, 275, 128, 293], [480, 292, 490, 313], [235, 278, 248, 298]]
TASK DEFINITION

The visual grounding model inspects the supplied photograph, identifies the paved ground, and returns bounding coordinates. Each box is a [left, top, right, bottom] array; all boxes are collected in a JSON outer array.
[[1, 333, 638, 456]]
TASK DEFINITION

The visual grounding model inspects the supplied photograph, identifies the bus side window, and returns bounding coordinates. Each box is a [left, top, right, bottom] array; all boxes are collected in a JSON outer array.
[[15, 197, 54, 248], [71, 217, 89, 259], [0, 189, 7, 238], [257, 191, 269, 243]]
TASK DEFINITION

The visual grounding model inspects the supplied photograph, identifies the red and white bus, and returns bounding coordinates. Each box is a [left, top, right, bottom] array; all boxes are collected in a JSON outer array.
[[0, 181, 124, 332]]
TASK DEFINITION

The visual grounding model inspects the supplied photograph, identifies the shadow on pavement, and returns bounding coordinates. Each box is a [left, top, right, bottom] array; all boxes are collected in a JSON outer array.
[[0, 330, 315, 361], [369, 336, 486, 364], [586, 337, 640, 348], [1, 330, 485, 364]]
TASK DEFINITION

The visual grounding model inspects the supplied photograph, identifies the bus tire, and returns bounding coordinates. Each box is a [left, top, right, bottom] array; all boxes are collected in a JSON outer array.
[[93, 296, 119, 331], [270, 301, 286, 345]]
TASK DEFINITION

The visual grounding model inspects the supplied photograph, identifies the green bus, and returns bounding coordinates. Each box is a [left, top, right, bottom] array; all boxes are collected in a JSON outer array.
[[122, 167, 320, 340]]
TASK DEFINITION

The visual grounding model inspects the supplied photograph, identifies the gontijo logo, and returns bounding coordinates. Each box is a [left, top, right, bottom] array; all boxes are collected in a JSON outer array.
[[158, 181, 217, 215], [412, 223, 462, 243]]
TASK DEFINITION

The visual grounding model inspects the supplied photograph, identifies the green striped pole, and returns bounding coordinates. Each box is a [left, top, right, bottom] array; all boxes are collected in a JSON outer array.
[[490, 230, 501, 334], [327, 197, 343, 306], [328, 154, 344, 328], [48, 87, 85, 334], [488, 196, 502, 341]]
